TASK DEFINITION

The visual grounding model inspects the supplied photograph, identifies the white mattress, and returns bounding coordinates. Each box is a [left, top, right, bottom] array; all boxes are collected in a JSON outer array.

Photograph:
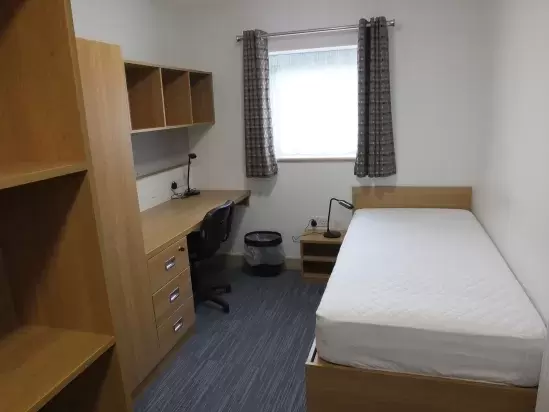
[[316, 208, 547, 386]]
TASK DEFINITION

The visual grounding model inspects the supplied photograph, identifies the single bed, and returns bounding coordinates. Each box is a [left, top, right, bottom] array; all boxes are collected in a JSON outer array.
[[306, 187, 546, 412], [317, 208, 546, 386]]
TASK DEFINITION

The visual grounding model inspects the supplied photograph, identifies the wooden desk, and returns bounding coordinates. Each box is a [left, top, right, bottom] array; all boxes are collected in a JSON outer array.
[[128, 189, 250, 393], [141, 190, 251, 258]]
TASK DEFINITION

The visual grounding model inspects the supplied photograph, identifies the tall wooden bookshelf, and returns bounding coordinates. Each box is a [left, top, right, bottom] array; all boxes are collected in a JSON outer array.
[[0, 0, 130, 411]]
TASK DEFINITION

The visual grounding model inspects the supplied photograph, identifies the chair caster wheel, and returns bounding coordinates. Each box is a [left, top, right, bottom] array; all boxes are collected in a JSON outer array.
[[223, 307, 230, 313], [225, 285, 232, 293]]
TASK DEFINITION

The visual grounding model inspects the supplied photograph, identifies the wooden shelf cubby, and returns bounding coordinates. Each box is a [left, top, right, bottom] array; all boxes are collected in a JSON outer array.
[[125, 63, 166, 131], [190, 72, 215, 124], [124, 61, 215, 133], [162, 69, 193, 126]]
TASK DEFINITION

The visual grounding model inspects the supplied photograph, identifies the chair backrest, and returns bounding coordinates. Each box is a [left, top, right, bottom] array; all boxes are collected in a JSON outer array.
[[197, 200, 235, 260]]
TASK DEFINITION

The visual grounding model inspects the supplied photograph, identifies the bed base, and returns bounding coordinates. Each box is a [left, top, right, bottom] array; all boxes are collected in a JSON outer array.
[[306, 344, 537, 412]]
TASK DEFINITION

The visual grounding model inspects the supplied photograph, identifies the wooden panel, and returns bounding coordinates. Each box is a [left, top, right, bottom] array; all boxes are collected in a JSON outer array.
[[153, 269, 192, 327], [352, 186, 473, 210], [0, 251, 16, 336], [190, 72, 215, 124], [41, 348, 129, 412], [306, 345, 537, 412], [302, 273, 331, 283], [141, 190, 251, 257], [125, 59, 210, 74], [0, 326, 114, 412], [131, 124, 191, 134], [125, 64, 165, 130], [302, 256, 337, 263], [0, 162, 87, 191], [148, 238, 189, 294], [76, 39, 160, 390], [302, 261, 335, 275], [157, 299, 195, 358], [300, 231, 346, 245], [0, 0, 87, 165], [161, 69, 193, 126]]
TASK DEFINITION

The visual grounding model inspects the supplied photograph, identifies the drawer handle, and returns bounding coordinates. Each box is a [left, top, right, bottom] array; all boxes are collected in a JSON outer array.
[[169, 287, 180, 303], [165, 256, 176, 271], [173, 317, 184, 333], [178, 246, 185, 252]]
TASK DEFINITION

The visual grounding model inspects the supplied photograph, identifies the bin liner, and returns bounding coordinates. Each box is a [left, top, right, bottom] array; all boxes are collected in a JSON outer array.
[[244, 231, 284, 276]]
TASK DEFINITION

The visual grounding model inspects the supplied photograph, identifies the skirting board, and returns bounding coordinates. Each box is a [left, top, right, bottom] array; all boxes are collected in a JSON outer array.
[[223, 254, 301, 271]]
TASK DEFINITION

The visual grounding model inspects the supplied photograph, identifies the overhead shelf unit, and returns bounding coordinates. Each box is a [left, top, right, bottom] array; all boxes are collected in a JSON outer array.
[[0, 0, 130, 411], [124, 61, 215, 134]]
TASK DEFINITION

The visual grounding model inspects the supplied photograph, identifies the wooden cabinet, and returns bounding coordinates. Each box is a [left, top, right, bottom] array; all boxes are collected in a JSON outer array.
[[0, 2, 129, 411], [147, 240, 196, 359], [300, 231, 345, 283], [124, 61, 215, 133]]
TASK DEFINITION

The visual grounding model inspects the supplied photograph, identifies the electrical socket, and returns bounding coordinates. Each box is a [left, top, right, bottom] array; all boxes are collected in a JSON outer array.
[[311, 216, 328, 228]]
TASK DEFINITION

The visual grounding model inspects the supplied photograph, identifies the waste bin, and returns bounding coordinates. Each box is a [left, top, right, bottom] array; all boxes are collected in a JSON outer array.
[[244, 231, 284, 277]]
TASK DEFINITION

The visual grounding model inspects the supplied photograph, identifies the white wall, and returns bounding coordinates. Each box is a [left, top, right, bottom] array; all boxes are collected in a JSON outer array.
[[70, 0, 197, 210], [472, 1, 549, 409], [474, 0, 549, 323], [158, 0, 492, 257]]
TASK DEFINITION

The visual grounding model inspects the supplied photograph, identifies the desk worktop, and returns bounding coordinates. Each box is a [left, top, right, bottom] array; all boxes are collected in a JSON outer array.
[[141, 190, 251, 258]]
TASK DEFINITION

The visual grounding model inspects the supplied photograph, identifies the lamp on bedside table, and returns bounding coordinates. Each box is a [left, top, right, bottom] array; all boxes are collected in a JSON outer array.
[[324, 198, 354, 238]]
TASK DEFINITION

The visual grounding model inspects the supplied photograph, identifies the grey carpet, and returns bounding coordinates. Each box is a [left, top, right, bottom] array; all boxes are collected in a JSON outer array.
[[134, 270, 324, 412]]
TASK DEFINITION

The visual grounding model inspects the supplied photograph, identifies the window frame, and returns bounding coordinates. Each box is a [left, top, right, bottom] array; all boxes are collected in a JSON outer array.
[[269, 45, 358, 162]]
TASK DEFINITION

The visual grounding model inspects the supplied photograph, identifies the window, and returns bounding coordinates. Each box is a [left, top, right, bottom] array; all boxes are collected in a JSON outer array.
[[269, 46, 358, 160]]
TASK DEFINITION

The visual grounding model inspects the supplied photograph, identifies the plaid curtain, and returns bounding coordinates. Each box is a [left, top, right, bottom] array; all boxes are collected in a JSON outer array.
[[354, 17, 396, 178], [243, 30, 278, 178]]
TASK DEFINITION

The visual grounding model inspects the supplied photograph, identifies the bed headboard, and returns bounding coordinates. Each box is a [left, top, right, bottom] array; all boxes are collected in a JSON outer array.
[[352, 187, 472, 210]]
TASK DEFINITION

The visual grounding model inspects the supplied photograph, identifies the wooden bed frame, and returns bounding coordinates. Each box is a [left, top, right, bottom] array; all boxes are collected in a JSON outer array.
[[305, 186, 538, 412]]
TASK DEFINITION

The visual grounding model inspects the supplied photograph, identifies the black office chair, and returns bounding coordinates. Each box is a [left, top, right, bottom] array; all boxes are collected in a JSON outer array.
[[187, 200, 235, 313]]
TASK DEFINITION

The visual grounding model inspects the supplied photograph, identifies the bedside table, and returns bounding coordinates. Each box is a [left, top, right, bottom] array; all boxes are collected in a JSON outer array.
[[300, 230, 345, 283]]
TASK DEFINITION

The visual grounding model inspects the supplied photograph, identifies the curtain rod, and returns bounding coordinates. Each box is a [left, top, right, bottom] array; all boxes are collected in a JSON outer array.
[[236, 20, 395, 43]]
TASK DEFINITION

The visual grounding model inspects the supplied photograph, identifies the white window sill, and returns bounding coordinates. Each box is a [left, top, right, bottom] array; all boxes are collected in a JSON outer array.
[[277, 156, 356, 163]]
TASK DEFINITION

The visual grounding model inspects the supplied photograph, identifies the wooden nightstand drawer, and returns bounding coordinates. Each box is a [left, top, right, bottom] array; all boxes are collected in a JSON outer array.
[[152, 269, 192, 327], [148, 237, 189, 293], [157, 298, 195, 356]]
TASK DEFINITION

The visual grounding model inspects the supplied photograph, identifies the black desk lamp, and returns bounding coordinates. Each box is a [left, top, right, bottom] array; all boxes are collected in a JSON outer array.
[[184, 153, 200, 197], [324, 198, 354, 238]]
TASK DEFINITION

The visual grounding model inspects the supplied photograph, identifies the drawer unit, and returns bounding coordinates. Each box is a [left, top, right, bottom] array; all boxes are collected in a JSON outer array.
[[152, 269, 192, 326], [148, 237, 189, 293], [157, 298, 195, 356]]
